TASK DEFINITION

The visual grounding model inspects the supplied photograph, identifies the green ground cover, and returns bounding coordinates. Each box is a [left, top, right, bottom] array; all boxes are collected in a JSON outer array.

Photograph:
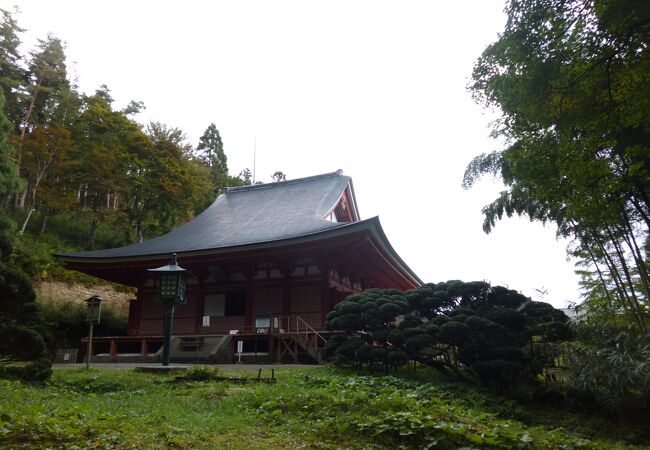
[[0, 367, 647, 449]]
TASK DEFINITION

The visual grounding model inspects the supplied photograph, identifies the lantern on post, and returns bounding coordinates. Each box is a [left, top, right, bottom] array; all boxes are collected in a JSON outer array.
[[148, 253, 188, 366], [84, 295, 104, 370]]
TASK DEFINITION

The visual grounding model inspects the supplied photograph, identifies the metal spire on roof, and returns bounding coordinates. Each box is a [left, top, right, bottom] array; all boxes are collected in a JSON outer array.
[[252, 133, 256, 184]]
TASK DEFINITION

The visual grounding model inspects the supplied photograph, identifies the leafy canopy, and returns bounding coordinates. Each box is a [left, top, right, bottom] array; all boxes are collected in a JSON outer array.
[[464, 0, 650, 330], [324, 281, 570, 389]]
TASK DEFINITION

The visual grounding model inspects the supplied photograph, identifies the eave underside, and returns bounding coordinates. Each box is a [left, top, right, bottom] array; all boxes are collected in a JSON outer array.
[[62, 230, 420, 291]]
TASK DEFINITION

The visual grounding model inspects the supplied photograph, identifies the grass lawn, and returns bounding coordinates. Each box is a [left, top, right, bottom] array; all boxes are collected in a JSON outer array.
[[0, 366, 648, 449]]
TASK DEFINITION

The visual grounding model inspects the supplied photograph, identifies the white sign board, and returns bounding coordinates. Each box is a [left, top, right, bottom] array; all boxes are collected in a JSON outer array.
[[236, 340, 243, 363]]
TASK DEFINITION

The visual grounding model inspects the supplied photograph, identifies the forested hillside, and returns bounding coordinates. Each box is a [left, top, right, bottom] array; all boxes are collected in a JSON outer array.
[[0, 8, 280, 282]]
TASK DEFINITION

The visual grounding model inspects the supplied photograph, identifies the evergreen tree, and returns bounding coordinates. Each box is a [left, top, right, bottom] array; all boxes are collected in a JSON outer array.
[[0, 89, 21, 256], [324, 281, 570, 389], [0, 89, 50, 381], [0, 90, 21, 203], [0, 8, 26, 129], [196, 123, 228, 195]]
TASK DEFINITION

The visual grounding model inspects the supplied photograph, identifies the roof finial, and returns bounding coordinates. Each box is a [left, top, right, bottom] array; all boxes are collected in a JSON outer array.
[[252, 134, 257, 184]]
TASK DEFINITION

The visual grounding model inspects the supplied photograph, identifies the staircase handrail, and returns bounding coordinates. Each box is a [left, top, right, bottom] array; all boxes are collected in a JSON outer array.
[[271, 315, 327, 345], [295, 315, 327, 345]]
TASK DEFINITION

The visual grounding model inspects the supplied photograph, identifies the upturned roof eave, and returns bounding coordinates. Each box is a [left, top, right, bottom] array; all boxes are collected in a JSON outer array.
[[57, 217, 422, 287], [56, 218, 373, 264]]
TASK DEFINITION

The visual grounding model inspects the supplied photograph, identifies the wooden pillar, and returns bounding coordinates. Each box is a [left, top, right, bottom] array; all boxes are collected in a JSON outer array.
[[128, 273, 148, 336], [109, 339, 118, 357], [194, 272, 207, 333], [282, 272, 291, 329], [268, 334, 275, 361], [140, 339, 148, 357], [244, 265, 255, 328], [128, 292, 144, 336]]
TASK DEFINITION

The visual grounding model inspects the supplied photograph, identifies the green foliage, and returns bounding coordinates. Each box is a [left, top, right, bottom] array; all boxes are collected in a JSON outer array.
[[325, 281, 571, 390], [0, 320, 51, 382], [0, 262, 38, 324], [196, 123, 229, 199], [464, 0, 650, 330], [0, 41, 51, 381], [0, 259, 52, 382], [11, 232, 59, 278], [243, 369, 607, 448], [0, 10, 293, 286], [0, 358, 52, 382], [0, 9, 223, 253], [39, 301, 127, 354], [0, 89, 21, 198], [0, 8, 24, 129], [567, 324, 650, 415], [1, 367, 647, 448], [0, 215, 16, 261], [0, 323, 46, 361], [175, 366, 222, 381]]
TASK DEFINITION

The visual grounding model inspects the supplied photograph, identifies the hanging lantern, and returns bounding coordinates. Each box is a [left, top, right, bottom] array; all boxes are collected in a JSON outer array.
[[148, 253, 187, 305]]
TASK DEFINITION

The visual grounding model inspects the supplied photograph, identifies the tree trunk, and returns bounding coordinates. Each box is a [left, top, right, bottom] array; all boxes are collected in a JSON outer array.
[[40, 215, 48, 234], [87, 217, 97, 250], [136, 221, 144, 243], [629, 196, 650, 232], [591, 231, 635, 316], [586, 246, 618, 328], [13, 81, 42, 209], [618, 210, 650, 301], [19, 207, 35, 234], [607, 228, 646, 330]]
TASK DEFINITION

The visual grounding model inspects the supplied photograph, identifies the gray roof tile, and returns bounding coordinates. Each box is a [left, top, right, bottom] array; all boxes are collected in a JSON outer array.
[[61, 171, 353, 259]]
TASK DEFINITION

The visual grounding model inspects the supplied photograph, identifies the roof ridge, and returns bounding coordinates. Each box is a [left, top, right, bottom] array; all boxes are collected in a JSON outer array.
[[225, 169, 344, 193]]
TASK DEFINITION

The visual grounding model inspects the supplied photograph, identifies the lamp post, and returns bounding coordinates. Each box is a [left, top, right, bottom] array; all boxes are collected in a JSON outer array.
[[85, 295, 104, 370], [148, 253, 188, 366]]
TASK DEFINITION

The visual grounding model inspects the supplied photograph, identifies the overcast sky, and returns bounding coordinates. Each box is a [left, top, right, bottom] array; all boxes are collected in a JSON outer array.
[[4, 0, 582, 307]]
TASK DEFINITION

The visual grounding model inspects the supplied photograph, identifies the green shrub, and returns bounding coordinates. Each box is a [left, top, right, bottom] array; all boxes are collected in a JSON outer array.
[[0, 324, 47, 361], [568, 325, 650, 415], [0, 260, 52, 382], [11, 233, 58, 279], [387, 350, 409, 368], [0, 357, 52, 382], [39, 301, 127, 354], [325, 281, 570, 391], [473, 359, 524, 391], [176, 366, 222, 381]]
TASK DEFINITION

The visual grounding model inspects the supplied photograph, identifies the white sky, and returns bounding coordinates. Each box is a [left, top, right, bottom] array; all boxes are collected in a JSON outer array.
[[4, 0, 582, 307]]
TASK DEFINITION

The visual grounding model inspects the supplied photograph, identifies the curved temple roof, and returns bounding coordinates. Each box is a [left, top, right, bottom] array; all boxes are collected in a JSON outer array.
[[58, 170, 422, 288], [60, 171, 359, 259]]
